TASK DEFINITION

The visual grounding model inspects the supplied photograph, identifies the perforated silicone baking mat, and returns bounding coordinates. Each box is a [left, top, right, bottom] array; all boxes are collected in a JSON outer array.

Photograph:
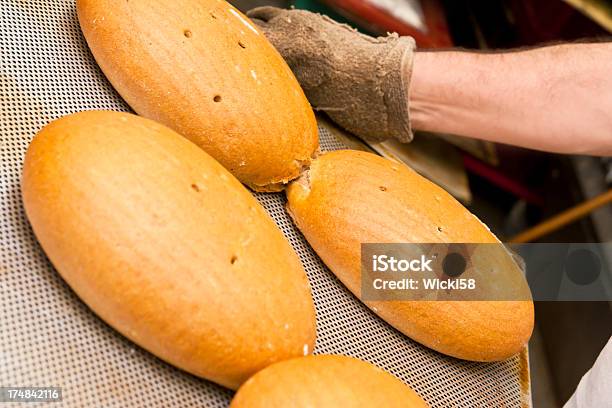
[[0, 1, 530, 406]]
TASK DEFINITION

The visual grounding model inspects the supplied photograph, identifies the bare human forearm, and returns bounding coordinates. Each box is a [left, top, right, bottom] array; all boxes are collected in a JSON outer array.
[[248, 8, 611, 153], [409, 43, 612, 155]]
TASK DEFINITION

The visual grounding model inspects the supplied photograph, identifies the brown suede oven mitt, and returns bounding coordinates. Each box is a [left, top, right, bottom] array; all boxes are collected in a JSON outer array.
[[247, 6, 416, 143]]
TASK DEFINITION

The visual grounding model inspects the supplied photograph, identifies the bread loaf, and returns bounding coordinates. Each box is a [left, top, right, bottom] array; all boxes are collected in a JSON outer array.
[[286, 150, 533, 361], [77, 0, 318, 191], [230, 355, 428, 407], [21, 111, 316, 390]]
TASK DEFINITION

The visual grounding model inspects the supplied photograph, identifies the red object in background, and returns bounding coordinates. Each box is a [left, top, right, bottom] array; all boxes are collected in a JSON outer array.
[[462, 154, 545, 206], [508, 0, 609, 45], [321, 0, 452, 47]]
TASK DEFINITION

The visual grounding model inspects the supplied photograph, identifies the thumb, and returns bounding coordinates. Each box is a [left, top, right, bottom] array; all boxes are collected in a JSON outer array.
[[246, 6, 283, 23]]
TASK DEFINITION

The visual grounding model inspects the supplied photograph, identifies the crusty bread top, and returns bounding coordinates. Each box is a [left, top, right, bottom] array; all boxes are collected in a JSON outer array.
[[21, 111, 316, 389], [77, 0, 318, 191], [286, 150, 533, 361], [288, 149, 503, 244], [230, 355, 428, 407]]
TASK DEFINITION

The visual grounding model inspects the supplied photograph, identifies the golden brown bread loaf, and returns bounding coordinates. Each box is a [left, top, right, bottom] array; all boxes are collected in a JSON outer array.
[[286, 150, 534, 361], [77, 0, 318, 191], [21, 111, 316, 390], [230, 355, 428, 407]]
